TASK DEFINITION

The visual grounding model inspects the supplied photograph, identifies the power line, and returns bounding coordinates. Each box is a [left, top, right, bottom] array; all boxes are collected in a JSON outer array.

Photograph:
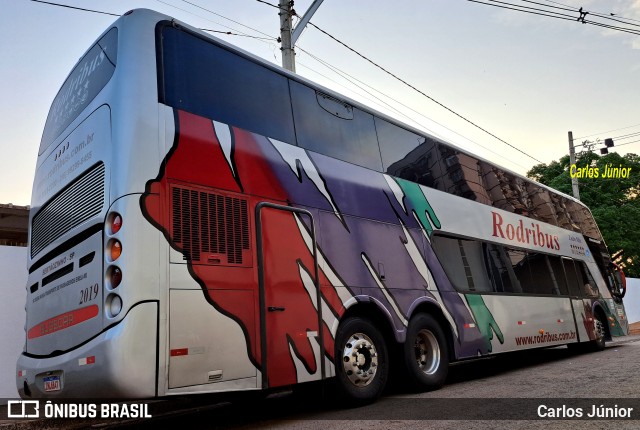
[[28, 0, 279, 50], [255, 0, 286, 11], [297, 46, 532, 172], [466, 0, 576, 22], [616, 139, 640, 148], [154, 0, 278, 48], [576, 123, 640, 140], [520, 0, 574, 13], [537, 0, 640, 25], [613, 131, 640, 141], [179, 0, 274, 39], [29, 0, 119, 16], [200, 28, 276, 41], [307, 21, 544, 164], [466, 0, 640, 36]]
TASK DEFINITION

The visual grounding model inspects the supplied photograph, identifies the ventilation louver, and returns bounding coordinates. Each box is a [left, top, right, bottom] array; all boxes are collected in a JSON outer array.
[[31, 163, 105, 257], [171, 186, 250, 266]]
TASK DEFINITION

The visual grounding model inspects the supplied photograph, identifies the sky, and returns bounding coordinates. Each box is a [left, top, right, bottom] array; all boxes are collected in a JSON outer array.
[[1, 0, 639, 206]]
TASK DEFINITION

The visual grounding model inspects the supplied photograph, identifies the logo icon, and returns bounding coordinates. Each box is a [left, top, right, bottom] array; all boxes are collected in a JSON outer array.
[[7, 400, 40, 418]]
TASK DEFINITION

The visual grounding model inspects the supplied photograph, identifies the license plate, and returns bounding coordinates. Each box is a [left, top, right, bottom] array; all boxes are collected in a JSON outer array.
[[43, 375, 61, 392]]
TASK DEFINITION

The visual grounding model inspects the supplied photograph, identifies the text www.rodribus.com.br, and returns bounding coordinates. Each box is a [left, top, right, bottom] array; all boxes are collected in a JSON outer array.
[[515, 331, 576, 346]]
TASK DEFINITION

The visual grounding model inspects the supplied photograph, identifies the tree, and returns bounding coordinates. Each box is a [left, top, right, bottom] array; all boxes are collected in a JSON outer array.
[[527, 151, 640, 278]]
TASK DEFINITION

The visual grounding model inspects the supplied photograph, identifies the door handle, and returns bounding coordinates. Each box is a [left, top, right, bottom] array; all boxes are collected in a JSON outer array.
[[268, 306, 286, 312]]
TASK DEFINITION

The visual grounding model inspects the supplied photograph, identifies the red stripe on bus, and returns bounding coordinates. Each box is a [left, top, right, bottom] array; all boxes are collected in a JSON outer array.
[[27, 305, 99, 339]]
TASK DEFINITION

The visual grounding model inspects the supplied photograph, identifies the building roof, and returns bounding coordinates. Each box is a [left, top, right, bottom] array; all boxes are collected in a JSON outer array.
[[0, 204, 29, 247]]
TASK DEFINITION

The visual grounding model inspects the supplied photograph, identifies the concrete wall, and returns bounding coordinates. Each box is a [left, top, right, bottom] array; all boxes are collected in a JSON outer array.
[[624, 278, 640, 324], [0, 246, 27, 400]]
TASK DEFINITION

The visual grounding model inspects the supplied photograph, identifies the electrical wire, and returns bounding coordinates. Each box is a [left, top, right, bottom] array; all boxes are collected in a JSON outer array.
[[156, 0, 277, 45], [297, 47, 532, 172], [307, 21, 544, 164], [255, 0, 287, 12], [199, 29, 276, 41], [466, 0, 640, 36], [179, 0, 274, 39], [29, 0, 119, 16], [615, 139, 640, 148], [612, 131, 640, 141], [537, 0, 640, 25], [576, 124, 640, 140], [466, 0, 576, 22]]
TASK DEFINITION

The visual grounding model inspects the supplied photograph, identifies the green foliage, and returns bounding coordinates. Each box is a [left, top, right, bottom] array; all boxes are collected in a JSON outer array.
[[527, 152, 640, 277]]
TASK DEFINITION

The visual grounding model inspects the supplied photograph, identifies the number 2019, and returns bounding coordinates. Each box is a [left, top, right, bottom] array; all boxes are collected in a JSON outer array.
[[79, 283, 99, 305]]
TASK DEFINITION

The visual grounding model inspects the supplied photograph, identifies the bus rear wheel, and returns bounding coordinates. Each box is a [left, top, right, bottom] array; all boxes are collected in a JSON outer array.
[[334, 317, 388, 405], [403, 313, 448, 391], [591, 315, 607, 351]]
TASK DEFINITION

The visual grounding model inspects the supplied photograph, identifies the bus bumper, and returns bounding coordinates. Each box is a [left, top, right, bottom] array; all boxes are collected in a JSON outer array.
[[17, 301, 158, 399]]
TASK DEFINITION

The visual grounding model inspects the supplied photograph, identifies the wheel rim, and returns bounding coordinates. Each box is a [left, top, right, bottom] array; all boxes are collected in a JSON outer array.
[[341, 332, 378, 387], [414, 329, 440, 375]]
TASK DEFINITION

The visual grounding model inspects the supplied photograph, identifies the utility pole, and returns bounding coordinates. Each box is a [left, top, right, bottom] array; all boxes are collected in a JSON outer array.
[[279, 0, 325, 72], [279, 0, 295, 72], [568, 131, 580, 200]]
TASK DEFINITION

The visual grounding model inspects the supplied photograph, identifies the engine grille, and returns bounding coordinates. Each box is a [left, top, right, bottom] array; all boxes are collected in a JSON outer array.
[[171, 185, 250, 265], [31, 163, 105, 257]]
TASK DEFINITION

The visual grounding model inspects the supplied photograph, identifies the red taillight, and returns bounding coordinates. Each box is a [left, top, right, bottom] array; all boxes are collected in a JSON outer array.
[[107, 212, 122, 235], [108, 266, 122, 289]]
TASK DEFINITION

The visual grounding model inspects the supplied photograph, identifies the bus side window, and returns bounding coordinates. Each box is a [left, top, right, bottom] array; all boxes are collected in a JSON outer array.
[[483, 243, 515, 293], [431, 236, 493, 293], [547, 256, 569, 295], [160, 26, 296, 144], [527, 253, 560, 295], [290, 80, 382, 171], [502, 247, 528, 294], [562, 258, 582, 298], [577, 262, 600, 298], [376, 118, 443, 189]]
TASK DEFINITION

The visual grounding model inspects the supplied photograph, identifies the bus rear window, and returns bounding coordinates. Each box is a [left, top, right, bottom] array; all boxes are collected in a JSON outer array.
[[39, 27, 118, 155]]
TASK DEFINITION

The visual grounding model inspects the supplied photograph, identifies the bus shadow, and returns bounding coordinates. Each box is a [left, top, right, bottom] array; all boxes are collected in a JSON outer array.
[[107, 345, 624, 428]]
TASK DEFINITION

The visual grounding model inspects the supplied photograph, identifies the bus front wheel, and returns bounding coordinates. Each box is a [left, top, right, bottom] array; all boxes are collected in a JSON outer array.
[[403, 313, 449, 391], [334, 317, 388, 405]]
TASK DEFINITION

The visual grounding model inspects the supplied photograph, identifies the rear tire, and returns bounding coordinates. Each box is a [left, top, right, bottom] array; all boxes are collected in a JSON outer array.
[[590, 315, 607, 351], [403, 313, 448, 391], [334, 317, 388, 406]]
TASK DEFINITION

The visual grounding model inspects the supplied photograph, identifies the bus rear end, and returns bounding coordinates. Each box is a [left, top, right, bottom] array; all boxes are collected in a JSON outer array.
[[17, 11, 162, 399]]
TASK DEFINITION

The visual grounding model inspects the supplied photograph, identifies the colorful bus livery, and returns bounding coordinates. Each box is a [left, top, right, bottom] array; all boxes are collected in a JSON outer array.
[[18, 9, 627, 403]]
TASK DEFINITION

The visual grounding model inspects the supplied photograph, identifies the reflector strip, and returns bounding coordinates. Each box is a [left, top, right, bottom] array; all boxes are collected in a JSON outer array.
[[78, 356, 96, 366], [170, 348, 189, 357], [557, 319, 564, 323], [464, 323, 476, 328], [18, 370, 25, 377], [518, 321, 526, 325], [27, 305, 99, 339], [170, 347, 205, 356]]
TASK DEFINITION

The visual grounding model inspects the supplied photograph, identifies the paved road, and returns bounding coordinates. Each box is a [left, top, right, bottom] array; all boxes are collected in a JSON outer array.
[[3, 336, 640, 429]]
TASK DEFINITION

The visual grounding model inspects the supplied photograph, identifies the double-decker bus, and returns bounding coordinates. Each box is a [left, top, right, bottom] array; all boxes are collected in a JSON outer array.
[[17, 9, 628, 403]]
